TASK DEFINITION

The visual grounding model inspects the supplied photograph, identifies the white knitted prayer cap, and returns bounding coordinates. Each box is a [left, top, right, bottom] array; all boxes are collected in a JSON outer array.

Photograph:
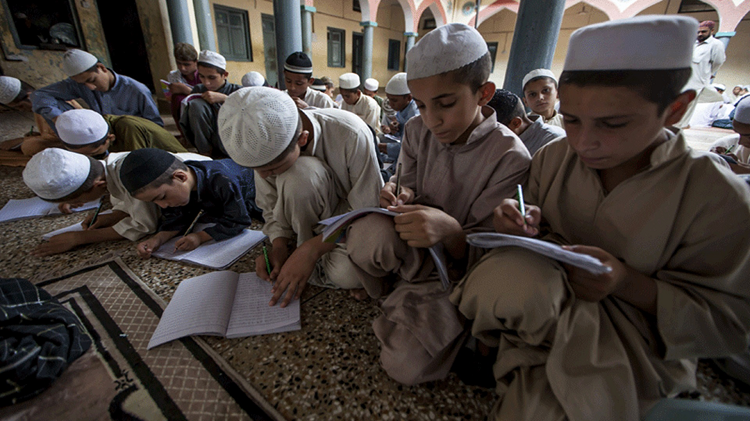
[[218, 87, 301, 168], [522, 69, 557, 90], [241, 71, 266, 87], [564, 16, 697, 71], [56, 109, 109, 145], [62, 49, 98, 77], [23, 148, 91, 200], [406, 23, 488, 81], [385, 73, 409, 95], [339, 73, 360, 90], [0, 76, 21, 104], [364, 78, 379, 91], [198, 50, 226, 71], [734, 99, 750, 125]]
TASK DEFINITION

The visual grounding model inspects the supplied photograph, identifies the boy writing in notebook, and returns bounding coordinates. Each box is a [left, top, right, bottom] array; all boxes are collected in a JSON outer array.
[[343, 23, 531, 385], [21, 148, 208, 256], [450, 16, 750, 420], [123, 148, 262, 257], [217, 87, 382, 307]]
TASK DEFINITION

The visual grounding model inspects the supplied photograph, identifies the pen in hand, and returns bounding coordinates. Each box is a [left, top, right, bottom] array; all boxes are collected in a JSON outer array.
[[394, 162, 403, 204], [515, 184, 526, 226], [88, 200, 104, 228], [175, 209, 204, 252], [263, 245, 273, 285]]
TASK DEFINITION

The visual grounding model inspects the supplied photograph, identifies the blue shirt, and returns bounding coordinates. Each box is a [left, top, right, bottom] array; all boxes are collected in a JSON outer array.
[[160, 159, 262, 241], [395, 99, 419, 138], [32, 70, 163, 129]]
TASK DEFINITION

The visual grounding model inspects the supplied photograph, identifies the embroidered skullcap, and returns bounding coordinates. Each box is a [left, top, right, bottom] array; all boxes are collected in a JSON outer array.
[[699, 21, 715, 30], [56, 109, 109, 146], [241, 71, 268, 87], [23, 148, 91, 200], [385, 73, 409, 95], [198, 50, 226, 71], [364, 78, 379, 91], [0, 76, 21, 104], [406, 23, 488, 81], [218, 87, 301, 168], [119, 148, 178, 194], [564, 16, 697, 71], [62, 49, 98, 77], [284, 52, 313, 74], [733, 98, 750, 125], [522, 69, 557, 91], [339, 73, 360, 90]]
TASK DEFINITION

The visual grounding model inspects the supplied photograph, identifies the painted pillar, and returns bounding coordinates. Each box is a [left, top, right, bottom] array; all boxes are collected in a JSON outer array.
[[193, 0, 217, 51], [361, 21, 377, 81], [274, 0, 303, 90], [166, 0, 193, 45], [715, 32, 735, 49], [403, 32, 418, 72], [301, 6, 317, 58], [502, 0, 565, 97]]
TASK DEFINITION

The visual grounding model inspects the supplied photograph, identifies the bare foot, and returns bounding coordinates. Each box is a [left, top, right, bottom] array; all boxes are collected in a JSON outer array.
[[349, 288, 369, 301]]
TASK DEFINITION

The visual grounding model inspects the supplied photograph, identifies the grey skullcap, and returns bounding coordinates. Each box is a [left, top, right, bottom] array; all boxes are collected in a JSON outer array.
[[406, 23, 488, 81], [119, 148, 178, 194], [0, 76, 21, 104]]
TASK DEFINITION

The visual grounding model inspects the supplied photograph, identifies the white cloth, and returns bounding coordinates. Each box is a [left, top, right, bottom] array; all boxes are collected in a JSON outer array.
[[684, 36, 726, 92], [519, 115, 566, 156], [339, 73, 360, 90], [522, 69, 556, 90], [364, 78, 379, 91], [688, 101, 725, 127], [241, 71, 266, 87], [22, 148, 90, 200], [385, 73, 409, 95], [198, 50, 226, 71], [62, 49, 98, 77], [293, 87, 336, 109], [711, 134, 750, 165], [0, 76, 21, 104], [406, 23, 488, 80], [56, 109, 109, 145], [735, 96, 750, 124], [564, 16, 696, 71], [341, 94, 381, 134]]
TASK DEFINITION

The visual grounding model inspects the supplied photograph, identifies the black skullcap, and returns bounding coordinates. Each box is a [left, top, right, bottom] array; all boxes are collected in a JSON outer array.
[[284, 52, 313, 74], [119, 148, 177, 194]]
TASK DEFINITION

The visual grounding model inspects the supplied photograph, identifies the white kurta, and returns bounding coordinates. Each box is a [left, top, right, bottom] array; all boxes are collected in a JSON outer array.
[[296, 87, 336, 109], [685, 36, 726, 92], [711, 133, 750, 164], [341, 94, 382, 135]]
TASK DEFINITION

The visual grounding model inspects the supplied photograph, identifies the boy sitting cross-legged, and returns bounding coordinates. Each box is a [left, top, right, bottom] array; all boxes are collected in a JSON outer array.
[[450, 16, 750, 420], [119, 148, 262, 257], [343, 23, 532, 385]]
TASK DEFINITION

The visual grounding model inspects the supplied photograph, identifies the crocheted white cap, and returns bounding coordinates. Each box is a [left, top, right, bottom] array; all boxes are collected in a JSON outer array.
[[385, 73, 409, 95], [56, 109, 109, 145], [734, 98, 750, 125], [564, 16, 697, 71], [198, 50, 226, 71], [218, 87, 301, 167], [241, 71, 266, 87], [406, 23, 488, 81], [0, 76, 21, 104], [23, 148, 91, 200], [522, 69, 557, 90], [62, 49, 98, 77], [364, 78, 379, 91], [339, 73, 360, 90]]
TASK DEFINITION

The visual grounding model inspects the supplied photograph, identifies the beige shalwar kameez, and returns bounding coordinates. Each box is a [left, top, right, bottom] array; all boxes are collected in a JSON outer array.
[[341, 94, 382, 135], [451, 130, 750, 420], [346, 106, 532, 385]]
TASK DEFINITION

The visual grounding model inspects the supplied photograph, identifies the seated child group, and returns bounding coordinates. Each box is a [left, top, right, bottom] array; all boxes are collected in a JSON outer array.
[[5, 15, 750, 420]]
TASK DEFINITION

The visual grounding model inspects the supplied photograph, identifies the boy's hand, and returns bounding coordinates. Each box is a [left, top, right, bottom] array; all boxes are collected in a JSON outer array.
[[137, 237, 163, 258], [269, 244, 316, 308], [201, 91, 227, 104], [381, 125, 391, 134], [58, 202, 85, 214], [82, 210, 126, 230], [492, 199, 541, 237], [168, 82, 192, 95], [292, 97, 309, 109], [561, 245, 628, 302], [174, 233, 203, 252], [390, 204, 462, 248], [256, 244, 288, 282], [380, 182, 414, 208], [32, 231, 83, 257]]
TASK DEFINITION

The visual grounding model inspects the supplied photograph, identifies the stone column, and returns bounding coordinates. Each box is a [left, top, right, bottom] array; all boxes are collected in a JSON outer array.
[[274, 0, 303, 90], [192, 0, 217, 51], [502, 0, 565, 97], [166, 0, 193, 45], [403, 32, 417, 72], [715, 32, 735, 49], [361, 21, 377, 81], [301, 6, 316, 58]]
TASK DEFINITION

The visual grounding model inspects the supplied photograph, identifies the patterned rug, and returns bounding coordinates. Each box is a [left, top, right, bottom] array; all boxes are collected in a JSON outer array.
[[0, 258, 284, 421]]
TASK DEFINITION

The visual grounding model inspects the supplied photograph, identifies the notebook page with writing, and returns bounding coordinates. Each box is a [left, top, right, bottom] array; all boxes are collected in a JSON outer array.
[[466, 233, 612, 275], [225, 272, 301, 338], [0, 198, 100, 223], [153, 228, 267, 270], [41, 210, 114, 240], [147, 271, 239, 349]]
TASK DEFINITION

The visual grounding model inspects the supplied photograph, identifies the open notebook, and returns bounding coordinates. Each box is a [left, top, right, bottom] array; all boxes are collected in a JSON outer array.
[[148, 271, 301, 349], [152, 225, 267, 270], [318, 207, 450, 290], [41, 210, 114, 240], [466, 233, 612, 275], [0, 198, 101, 224]]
